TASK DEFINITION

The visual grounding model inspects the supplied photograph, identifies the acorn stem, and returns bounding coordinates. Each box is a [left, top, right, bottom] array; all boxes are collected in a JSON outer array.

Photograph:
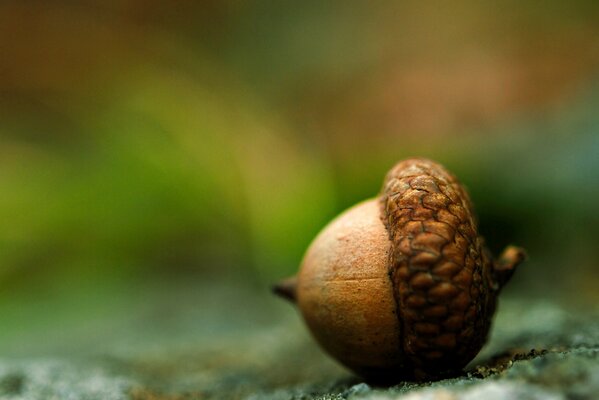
[[493, 245, 527, 290], [272, 276, 298, 303]]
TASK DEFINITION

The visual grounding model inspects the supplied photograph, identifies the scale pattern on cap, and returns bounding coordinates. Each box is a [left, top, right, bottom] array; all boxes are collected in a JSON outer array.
[[379, 158, 495, 378]]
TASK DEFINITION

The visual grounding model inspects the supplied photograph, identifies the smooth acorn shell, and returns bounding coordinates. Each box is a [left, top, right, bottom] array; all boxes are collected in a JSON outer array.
[[297, 199, 404, 379], [283, 158, 525, 382]]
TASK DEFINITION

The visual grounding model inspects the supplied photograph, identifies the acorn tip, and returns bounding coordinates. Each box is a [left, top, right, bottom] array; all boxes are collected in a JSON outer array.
[[272, 276, 298, 303]]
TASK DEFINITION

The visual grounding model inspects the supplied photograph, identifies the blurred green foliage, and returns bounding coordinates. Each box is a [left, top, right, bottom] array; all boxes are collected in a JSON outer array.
[[0, 0, 598, 354]]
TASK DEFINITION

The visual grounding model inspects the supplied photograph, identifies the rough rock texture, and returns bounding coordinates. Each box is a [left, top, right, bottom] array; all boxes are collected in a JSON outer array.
[[1, 281, 597, 399], [0, 360, 133, 400]]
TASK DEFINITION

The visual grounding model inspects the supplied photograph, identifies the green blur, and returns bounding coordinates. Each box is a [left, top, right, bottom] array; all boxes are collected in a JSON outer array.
[[0, 1, 598, 355]]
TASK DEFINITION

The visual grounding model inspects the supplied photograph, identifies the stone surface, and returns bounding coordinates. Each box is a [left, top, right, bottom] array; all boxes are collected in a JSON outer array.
[[1, 280, 598, 399], [0, 360, 133, 400]]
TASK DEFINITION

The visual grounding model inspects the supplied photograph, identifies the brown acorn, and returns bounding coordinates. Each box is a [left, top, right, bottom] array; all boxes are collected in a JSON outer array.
[[273, 158, 526, 382]]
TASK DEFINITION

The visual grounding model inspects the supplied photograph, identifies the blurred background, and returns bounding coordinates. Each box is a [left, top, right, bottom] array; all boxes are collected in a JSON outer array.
[[0, 0, 598, 365]]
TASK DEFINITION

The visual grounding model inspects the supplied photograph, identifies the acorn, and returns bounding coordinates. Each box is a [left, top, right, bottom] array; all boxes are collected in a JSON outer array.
[[273, 158, 525, 382]]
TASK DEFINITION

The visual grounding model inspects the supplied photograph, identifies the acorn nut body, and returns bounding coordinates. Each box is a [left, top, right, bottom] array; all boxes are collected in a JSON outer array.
[[274, 158, 525, 382]]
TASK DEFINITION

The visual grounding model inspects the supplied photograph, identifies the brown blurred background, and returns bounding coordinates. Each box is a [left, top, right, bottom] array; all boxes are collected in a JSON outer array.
[[0, 1, 598, 356]]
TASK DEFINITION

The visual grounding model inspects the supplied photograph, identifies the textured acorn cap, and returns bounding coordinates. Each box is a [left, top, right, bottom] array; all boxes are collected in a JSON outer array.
[[296, 199, 405, 378]]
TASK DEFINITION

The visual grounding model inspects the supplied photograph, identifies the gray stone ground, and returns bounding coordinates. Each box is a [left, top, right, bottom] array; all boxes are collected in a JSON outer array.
[[0, 281, 597, 399]]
